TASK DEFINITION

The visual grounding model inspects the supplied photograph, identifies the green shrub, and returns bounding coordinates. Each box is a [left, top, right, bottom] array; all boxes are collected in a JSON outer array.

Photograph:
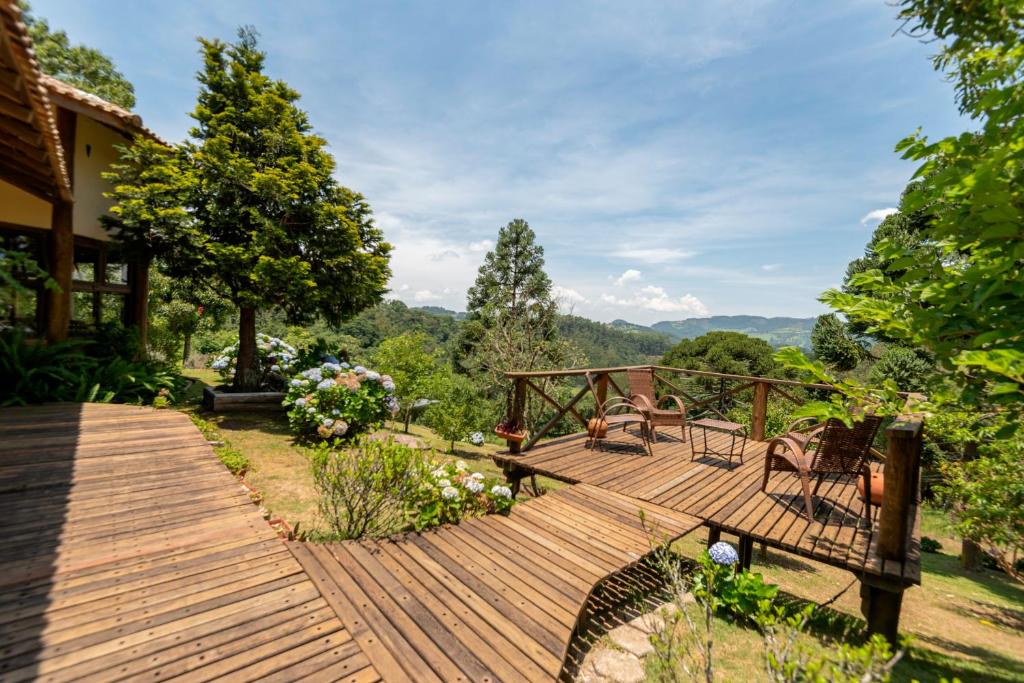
[[310, 437, 514, 540], [285, 361, 396, 440], [423, 372, 486, 452], [691, 549, 779, 623], [187, 413, 249, 475], [0, 328, 182, 406], [727, 398, 796, 440], [921, 536, 942, 553]]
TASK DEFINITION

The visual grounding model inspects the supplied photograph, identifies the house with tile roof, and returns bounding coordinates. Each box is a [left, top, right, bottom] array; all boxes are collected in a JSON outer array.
[[0, 0, 160, 343]]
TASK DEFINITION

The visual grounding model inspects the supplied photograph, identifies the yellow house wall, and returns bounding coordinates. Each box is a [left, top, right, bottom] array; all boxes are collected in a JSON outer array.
[[72, 115, 127, 242], [0, 179, 51, 229]]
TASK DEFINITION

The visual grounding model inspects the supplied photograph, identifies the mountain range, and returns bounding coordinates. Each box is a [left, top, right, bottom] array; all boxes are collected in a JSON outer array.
[[413, 307, 815, 350]]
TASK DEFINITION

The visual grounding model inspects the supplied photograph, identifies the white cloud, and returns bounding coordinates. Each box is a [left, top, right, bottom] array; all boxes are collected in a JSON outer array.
[[613, 269, 642, 286], [413, 289, 442, 302], [600, 285, 709, 316], [615, 248, 695, 264], [860, 207, 898, 224], [468, 240, 494, 253], [553, 286, 588, 306], [761, 263, 782, 271]]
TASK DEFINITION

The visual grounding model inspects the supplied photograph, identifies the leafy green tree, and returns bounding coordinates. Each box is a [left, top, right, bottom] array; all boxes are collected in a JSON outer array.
[[662, 331, 779, 378], [105, 29, 390, 391], [20, 1, 135, 108], [868, 345, 933, 393], [823, 1, 1024, 419], [461, 219, 575, 421], [373, 332, 446, 431], [810, 314, 863, 371], [424, 372, 485, 452]]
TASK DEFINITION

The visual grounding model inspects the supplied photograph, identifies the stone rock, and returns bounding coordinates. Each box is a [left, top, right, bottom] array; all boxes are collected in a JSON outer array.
[[608, 624, 654, 658], [590, 649, 645, 683]]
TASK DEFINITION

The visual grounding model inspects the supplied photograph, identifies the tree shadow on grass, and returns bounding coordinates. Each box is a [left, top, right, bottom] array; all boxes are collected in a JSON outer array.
[[920, 551, 1024, 606]]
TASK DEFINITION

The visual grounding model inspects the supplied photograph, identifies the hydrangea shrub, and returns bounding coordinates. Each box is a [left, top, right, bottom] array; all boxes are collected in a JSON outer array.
[[285, 361, 397, 439], [408, 459, 514, 531], [209, 333, 297, 389]]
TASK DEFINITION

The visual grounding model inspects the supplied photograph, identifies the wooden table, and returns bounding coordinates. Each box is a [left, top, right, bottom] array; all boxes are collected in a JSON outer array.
[[689, 418, 747, 465]]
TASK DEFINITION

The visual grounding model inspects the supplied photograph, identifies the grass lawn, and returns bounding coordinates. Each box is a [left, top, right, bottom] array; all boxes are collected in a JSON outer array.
[[180, 369, 1023, 682]]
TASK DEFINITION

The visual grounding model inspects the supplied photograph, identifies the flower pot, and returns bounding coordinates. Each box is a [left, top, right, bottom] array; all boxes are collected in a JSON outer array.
[[495, 427, 528, 443], [587, 418, 608, 439], [856, 471, 884, 506]]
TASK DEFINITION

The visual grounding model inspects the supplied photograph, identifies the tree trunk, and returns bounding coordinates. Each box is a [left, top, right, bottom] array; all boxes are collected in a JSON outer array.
[[234, 307, 259, 392], [182, 332, 192, 367], [404, 410, 411, 433], [960, 441, 982, 571]]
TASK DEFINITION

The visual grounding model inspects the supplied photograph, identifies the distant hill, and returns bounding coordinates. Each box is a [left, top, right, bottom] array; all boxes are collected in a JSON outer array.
[[557, 315, 673, 367], [612, 316, 815, 349], [414, 306, 467, 320]]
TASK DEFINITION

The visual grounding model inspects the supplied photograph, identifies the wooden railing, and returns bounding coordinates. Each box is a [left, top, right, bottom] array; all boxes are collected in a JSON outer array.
[[503, 364, 833, 452]]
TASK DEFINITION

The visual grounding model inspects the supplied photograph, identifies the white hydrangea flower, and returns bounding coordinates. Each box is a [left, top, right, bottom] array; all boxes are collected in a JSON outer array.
[[332, 408, 340, 416], [295, 397, 307, 407], [316, 378, 336, 390], [322, 418, 335, 428], [290, 379, 303, 387], [455, 460, 468, 471], [431, 467, 448, 478], [465, 479, 484, 494], [365, 370, 381, 382], [441, 486, 460, 500], [270, 364, 281, 372], [470, 472, 485, 481], [490, 485, 512, 499], [436, 479, 452, 488]]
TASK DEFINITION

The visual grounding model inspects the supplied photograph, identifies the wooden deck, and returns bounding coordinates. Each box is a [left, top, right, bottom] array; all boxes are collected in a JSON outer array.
[[494, 426, 921, 585], [0, 403, 378, 682], [0, 403, 701, 682], [289, 484, 699, 682]]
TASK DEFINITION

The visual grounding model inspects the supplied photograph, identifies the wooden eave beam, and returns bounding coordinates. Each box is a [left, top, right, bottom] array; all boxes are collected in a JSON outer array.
[[0, 109, 42, 146], [0, 88, 31, 122], [0, 128, 47, 161], [0, 159, 56, 200]]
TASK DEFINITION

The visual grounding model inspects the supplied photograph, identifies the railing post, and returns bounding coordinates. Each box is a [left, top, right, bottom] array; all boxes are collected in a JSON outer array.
[[595, 372, 608, 407], [879, 417, 924, 560], [751, 381, 769, 442], [509, 377, 527, 455]]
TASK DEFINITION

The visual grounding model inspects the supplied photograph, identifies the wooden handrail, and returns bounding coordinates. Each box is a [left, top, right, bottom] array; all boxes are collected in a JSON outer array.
[[504, 363, 836, 392]]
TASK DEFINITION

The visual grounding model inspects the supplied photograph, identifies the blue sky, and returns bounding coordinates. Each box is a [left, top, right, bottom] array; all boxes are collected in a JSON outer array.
[[35, 1, 964, 324]]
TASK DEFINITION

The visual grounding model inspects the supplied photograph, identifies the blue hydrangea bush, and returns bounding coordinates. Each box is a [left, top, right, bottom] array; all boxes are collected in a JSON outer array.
[[284, 361, 397, 439], [209, 333, 297, 389], [409, 459, 515, 531]]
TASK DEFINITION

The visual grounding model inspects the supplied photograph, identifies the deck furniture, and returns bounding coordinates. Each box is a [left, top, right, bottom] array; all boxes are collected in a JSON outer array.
[[761, 415, 884, 520], [689, 417, 747, 465], [627, 367, 687, 443], [587, 396, 655, 456]]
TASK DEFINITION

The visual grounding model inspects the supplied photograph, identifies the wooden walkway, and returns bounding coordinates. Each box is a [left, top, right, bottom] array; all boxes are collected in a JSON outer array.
[[0, 403, 377, 682], [289, 484, 699, 682], [494, 427, 921, 585], [0, 404, 700, 682]]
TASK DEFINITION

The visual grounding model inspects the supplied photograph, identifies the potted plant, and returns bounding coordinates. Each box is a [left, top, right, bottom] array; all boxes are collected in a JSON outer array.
[[494, 417, 528, 443]]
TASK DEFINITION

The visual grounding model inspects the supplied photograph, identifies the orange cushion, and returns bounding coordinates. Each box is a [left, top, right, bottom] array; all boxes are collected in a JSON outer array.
[[857, 472, 884, 506]]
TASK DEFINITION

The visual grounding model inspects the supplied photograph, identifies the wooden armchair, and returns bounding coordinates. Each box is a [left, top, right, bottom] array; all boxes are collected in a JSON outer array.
[[761, 415, 884, 519], [627, 367, 687, 443]]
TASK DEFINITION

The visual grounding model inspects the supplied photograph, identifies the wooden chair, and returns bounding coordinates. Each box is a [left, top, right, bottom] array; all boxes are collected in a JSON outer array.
[[627, 367, 687, 443], [587, 396, 654, 456], [761, 415, 884, 519]]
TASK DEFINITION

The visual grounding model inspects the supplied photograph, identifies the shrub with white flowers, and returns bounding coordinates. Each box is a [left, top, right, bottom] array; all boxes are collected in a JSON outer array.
[[284, 361, 397, 439], [209, 333, 297, 389], [409, 459, 515, 530], [468, 431, 485, 446]]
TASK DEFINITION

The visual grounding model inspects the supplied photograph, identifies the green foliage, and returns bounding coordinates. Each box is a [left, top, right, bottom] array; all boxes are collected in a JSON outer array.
[[0, 328, 182, 406], [822, 0, 1024, 419], [921, 536, 942, 553], [310, 437, 428, 540], [868, 345, 933, 393], [424, 372, 487, 452], [0, 245, 57, 297], [406, 459, 514, 532], [209, 333, 297, 389], [663, 331, 780, 378], [937, 444, 1024, 580], [106, 28, 390, 391], [20, 1, 136, 108], [810, 314, 862, 371], [461, 219, 575, 416], [557, 315, 672, 367], [309, 437, 513, 540], [728, 398, 795, 440], [373, 333, 446, 429], [774, 347, 910, 427], [691, 551, 779, 623], [284, 361, 395, 440], [187, 413, 250, 475]]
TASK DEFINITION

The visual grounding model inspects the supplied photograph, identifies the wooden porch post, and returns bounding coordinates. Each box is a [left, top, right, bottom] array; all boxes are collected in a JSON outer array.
[[879, 417, 923, 560], [860, 576, 904, 646], [125, 257, 150, 357], [45, 200, 73, 343], [751, 381, 769, 442], [595, 372, 608, 407], [508, 377, 527, 455]]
